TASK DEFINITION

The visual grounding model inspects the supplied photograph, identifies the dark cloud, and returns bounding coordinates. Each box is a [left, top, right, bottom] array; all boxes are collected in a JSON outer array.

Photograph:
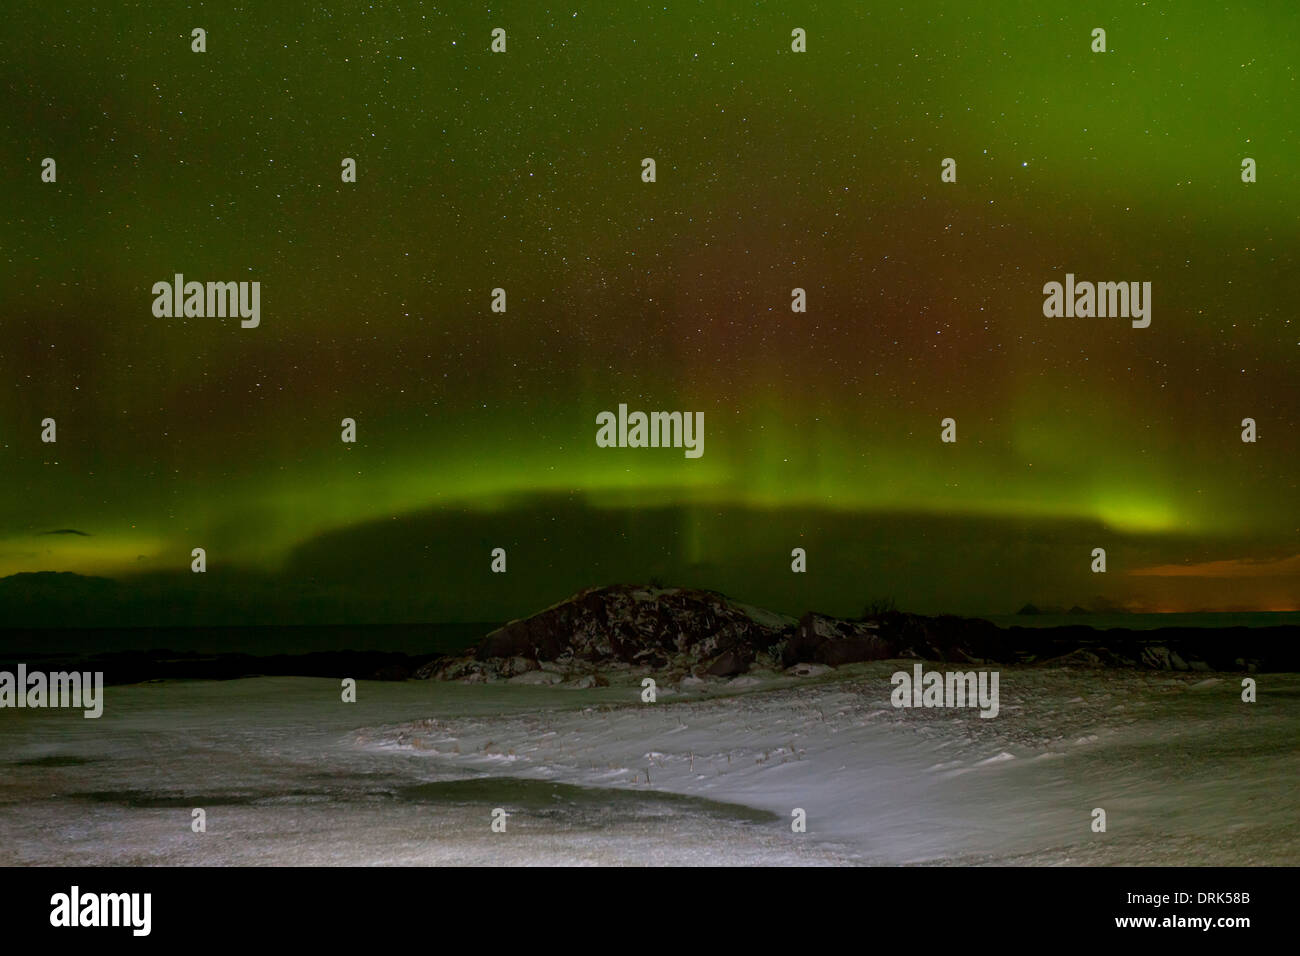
[[39, 529, 92, 537]]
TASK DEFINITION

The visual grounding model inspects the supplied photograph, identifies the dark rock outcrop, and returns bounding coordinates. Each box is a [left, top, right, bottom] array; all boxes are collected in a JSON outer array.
[[421, 585, 1300, 681], [783, 613, 891, 667], [471, 585, 795, 672]]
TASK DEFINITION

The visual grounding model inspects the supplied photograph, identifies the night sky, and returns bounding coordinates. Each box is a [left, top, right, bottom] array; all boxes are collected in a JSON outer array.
[[2, 2, 1297, 625]]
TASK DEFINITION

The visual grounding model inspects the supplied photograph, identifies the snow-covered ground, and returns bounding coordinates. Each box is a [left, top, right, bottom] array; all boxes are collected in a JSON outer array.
[[2, 665, 1296, 865]]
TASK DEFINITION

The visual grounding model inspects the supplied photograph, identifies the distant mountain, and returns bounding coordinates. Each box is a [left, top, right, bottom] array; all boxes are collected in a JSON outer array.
[[1015, 602, 1080, 615], [0, 570, 118, 597], [0, 568, 463, 628], [0, 572, 123, 627]]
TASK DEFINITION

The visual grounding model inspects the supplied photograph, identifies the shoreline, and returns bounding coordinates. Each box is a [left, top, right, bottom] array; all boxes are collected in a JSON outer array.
[[3, 617, 1298, 686]]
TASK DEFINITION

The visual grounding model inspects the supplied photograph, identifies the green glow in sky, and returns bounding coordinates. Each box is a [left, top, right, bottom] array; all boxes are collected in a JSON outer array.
[[1, 2, 1296, 620]]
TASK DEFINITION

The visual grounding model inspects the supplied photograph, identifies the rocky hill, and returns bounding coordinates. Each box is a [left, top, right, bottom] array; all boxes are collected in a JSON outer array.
[[418, 584, 1300, 683], [419, 584, 1008, 682]]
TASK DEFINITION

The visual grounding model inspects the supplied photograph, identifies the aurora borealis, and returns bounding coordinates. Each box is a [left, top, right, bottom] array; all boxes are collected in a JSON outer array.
[[1, 2, 1296, 625]]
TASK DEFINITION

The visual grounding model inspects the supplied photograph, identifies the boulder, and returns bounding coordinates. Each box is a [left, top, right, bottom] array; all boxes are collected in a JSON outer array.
[[705, 649, 751, 677]]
